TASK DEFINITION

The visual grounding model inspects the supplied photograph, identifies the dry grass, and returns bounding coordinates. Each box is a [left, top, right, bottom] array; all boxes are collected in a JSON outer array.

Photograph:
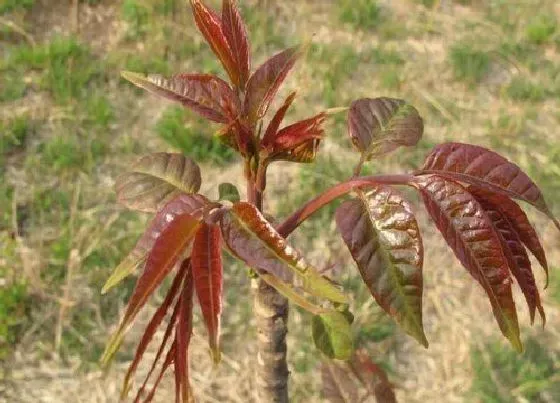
[[1, 0, 559, 402]]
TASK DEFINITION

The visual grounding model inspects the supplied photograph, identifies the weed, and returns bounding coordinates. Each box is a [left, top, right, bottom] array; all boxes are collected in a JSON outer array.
[[156, 106, 236, 165], [449, 43, 491, 83], [526, 14, 557, 45]]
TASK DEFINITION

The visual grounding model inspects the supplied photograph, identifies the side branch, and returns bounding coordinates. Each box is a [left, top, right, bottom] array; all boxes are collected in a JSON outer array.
[[276, 174, 417, 238]]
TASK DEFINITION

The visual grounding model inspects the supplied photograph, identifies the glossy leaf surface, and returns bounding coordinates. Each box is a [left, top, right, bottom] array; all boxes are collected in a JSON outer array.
[[321, 362, 358, 403], [222, 0, 250, 88], [190, 0, 239, 86], [335, 187, 427, 347], [192, 222, 223, 362], [220, 202, 347, 303], [419, 142, 559, 230], [312, 311, 353, 360], [122, 72, 239, 123], [418, 175, 521, 351], [101, 214, 200, 364], [244, 46, 301, 122], [102, 194, 209, 293], [115, 153, 202, 213], [471, 190, 545, 324], [348, 97, 423, 159]]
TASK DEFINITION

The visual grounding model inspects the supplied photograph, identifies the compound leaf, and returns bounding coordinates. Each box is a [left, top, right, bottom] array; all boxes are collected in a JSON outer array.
[[418, 175, 521, 351], [312, 311, 353, 360], [418, 142, 559, 231], [121, 71, 239, 123], [348, 97, 423, 159], [222, 0, 251, 88], [115, 153, 202, 213], [244, 46, 301, 123], [335, 186, 427, 347], [219, 202, 347, 303], [262, 91, 297, 145], [191, 222, 223, 363]]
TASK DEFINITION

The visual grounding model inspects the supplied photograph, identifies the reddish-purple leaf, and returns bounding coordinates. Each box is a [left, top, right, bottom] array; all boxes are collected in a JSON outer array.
[[470, 189, 546, 325], [115, 152, 203, 213], [321, 362, 359, 403], [122, 72, 239, 123], [122, 264, 187, 396], [101, 215, 200, 364], [175, 267, 194, 403], [137, 341, 176, 403], [219, 202, 347, 303], [418, 142, 559, 230], [467, 188, 548, 285], [103, 194, 210, 293], [417, 175, 521, 351], [222, 0, 251, 88], [335, 187, 427, 347], [349, 349, 397, 403], [190, 0, 239, 87], [244, 46, 301, 123], [348, 98, 423, 159], [261, 91, 297, 146], [262, 113, 326, 160], [192, 222, 223, 363]]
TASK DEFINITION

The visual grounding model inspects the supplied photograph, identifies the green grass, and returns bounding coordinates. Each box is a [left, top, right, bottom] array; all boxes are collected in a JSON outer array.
[[0, 71, 26, 102], [0, 0, 34, 14], [506, 77, 547, 102], [156, 106, 236, 165], [121, 0, 150, 39], [469, 338, 560, 402], [449, 43, 491, 83], [338, 0, 383, 31], [1, 116, 31, 160], [526, 14, 557, 45]]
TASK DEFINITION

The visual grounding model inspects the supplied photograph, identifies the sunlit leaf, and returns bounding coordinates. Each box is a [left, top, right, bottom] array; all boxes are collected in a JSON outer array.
[[417, 175, 522, 351], [348, 97, 423, 159], [335, 186, 427, 347], [418, 142, 560, 231], [192, 222, 223, 363], [190, 0, 239, 86], [115, 153, 202, 213], [218, 182, 240, 203], [219, 202, 347, 303], [222, 0, 251, 88], [244, 46, 301, 123], [312, 311, 353, 360], [471, 189, 545, 325], [102, 194, 210, 293], [175, 267, 194, 403], [321, 361, 359, 403], [101, 215, 200, 365], [261, 91, 297, 146], [121, 71, 239, 123]]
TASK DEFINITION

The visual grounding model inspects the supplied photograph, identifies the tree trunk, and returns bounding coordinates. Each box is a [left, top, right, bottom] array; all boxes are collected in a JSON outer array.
[[253, 279, 289, 402]]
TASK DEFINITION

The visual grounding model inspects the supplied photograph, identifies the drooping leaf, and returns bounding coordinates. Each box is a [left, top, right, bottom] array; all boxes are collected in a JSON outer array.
[[191, 222, 223, 363], [190, 0, 239, 87], [261, 91, 297, 146], [219, 202, 347, 303], [418, 142, 559, 230], [262, 113, 326, 160], [259, 271, 328, 315], [244, 46, 301, 123], [466, 187, 548, 285], [347, 97, 423, 159], [115, 153, 202, 213], [122, 264, 187, 396], [470, 189, 545, 325], [102, 194, 210, 293], [321, 361, 359, 403], [349, 349, 397, 403], [101, 215, 200, 365], [222, 0, 251, 88], [417, 175, 522, 351], [218, 182, 241, 203], [335, 187, 427, 347], [312, 311, 353, 360], [174, 267, 194, 403], [121, 72, 239, 123]]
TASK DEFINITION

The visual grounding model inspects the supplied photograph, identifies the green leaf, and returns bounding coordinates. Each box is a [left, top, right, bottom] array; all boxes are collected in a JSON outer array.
[[218, 182, 240, 203], [115, 152, 202, 213], [312, 311, 353, 360]]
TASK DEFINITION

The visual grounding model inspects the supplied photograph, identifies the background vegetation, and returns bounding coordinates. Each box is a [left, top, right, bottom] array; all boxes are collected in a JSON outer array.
[[1, 0, 559, 401]]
